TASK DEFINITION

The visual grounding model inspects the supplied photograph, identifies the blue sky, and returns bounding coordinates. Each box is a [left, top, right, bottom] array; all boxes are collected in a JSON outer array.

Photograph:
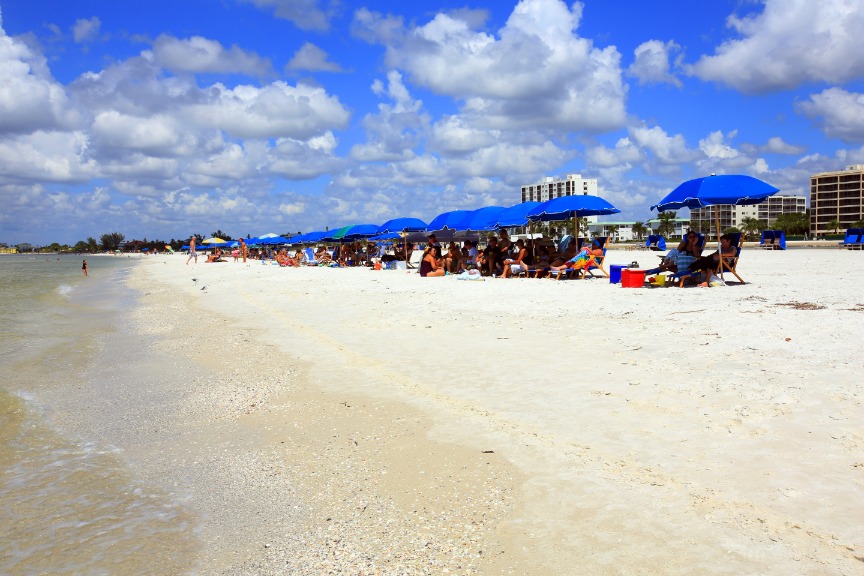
[[1, 0, 863, 244]]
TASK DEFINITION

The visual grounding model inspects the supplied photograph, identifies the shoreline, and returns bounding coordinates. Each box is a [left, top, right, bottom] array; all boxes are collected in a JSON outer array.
[[122, 261, 530, 574], [83, 249, 864, 574]]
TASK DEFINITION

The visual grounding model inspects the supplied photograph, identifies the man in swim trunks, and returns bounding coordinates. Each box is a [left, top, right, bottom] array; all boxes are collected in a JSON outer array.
[[186, 236, 198, 265]]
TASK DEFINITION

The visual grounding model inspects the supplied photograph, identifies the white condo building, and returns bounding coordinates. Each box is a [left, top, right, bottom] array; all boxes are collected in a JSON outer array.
[[521, 173, 598, 203]]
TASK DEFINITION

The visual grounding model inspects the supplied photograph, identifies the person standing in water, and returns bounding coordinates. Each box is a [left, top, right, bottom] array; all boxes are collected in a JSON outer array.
[[82, 259, 88, 276]]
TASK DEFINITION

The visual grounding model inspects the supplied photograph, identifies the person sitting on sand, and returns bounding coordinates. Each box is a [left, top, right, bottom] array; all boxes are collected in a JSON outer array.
[[481, 236, 501, 276], [500, 239, 530, 278], [419, 246, 446, 277], [688, 234, 737, 286], [444, 242, 462, 273], [275, 249, 299, 267], [206, 247, 226, 263], [459, 240, 479, 272]]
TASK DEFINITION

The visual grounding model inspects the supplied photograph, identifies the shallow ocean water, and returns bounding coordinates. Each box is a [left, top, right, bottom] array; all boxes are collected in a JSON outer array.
[[0, 254, 198, 574]]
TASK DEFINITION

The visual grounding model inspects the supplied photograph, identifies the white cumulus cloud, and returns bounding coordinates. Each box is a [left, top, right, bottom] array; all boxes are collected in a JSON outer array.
[[72, 17, 101, 43], [286, 43, 344, 72], [240, 0, 339, 32], [150, 35, 271, 76], [796, 88, 864, 142], [353, 0, 627, 132], [0, 28, 81, 133], [628, 40, 682, 87], [690, 0, 864, 93]]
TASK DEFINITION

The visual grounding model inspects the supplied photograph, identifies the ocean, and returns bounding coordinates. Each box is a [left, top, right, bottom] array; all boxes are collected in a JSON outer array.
[[0, 254, 198, 574]]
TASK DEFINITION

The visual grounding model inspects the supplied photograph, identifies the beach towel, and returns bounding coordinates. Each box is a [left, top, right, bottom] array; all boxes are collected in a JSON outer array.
[[457, 269, 485, 281], [566, 249, 598, 271], [675, 254, 696, 271]]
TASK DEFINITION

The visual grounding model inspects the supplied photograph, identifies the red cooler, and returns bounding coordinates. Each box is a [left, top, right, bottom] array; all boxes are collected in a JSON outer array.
[[621, 268, 645, 288]]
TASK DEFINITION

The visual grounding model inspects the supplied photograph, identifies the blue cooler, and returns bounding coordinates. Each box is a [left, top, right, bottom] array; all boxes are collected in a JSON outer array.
[[609, 264, 626, 284]]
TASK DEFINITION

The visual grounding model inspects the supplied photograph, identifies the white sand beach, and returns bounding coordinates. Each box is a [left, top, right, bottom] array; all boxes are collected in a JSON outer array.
[[117, 248, 862, 574]]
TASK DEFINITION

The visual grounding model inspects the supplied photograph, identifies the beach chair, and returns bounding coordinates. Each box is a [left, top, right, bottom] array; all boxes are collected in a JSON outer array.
[[716, 232, 745, 282], [839, 228, 862, 250], [644, 235, 666, 251], [758, 230, 775, 249], [759, 230, 786, 250], [670, 232, 745, 286], [549, 237, 609, 280], [581, 237, 610, 279], [302, 247, 319, 265]]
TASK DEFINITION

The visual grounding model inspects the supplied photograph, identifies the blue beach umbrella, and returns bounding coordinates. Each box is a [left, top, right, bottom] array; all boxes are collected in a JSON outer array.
[[650, 174, 779, 212], [527, 195, 620, 222], [268, 236, 291, 245], [291, 230, 328, 244], [651, 174, 779, 280], [340, 224, 380, 240], [494, 201, 542, 228], [426, 209, 474, 232], [376, 217, 428, 234], [369, 232, 402, 241], [322, 226, 352, 242], [461, 206, 507, 231]]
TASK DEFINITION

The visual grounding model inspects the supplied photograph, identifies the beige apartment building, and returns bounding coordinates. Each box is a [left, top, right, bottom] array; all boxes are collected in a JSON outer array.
[[689, 194, 806, 232], [521, 173, 598, 203], [810, 165, 864, 235]]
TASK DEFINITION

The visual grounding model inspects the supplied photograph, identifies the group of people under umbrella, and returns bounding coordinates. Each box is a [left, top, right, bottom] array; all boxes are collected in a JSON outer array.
[[192, 175, 780, 282]]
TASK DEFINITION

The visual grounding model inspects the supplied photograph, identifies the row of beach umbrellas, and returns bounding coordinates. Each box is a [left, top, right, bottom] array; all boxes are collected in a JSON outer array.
[[197, 175, 779, 248], [283, 193, 623, 246]]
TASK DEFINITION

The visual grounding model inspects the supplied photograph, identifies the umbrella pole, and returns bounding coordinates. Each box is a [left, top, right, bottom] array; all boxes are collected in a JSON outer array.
[[715, 205, 723, 281]]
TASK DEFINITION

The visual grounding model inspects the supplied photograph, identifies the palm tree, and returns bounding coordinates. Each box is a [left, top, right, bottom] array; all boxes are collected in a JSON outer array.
[[657, 212, 677, 238], [825, 218, 842, 236], [739, 216, 765, 238], [632, 221, 647, 240]]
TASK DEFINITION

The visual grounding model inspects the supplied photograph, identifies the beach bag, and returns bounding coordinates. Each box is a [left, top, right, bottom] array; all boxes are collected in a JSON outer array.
[[708, 275, 726, 287]]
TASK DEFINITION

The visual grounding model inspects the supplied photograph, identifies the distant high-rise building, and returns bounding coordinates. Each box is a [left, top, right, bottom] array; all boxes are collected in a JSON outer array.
[[521, 173, 597, 203], [810, 165, 864, 235]]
